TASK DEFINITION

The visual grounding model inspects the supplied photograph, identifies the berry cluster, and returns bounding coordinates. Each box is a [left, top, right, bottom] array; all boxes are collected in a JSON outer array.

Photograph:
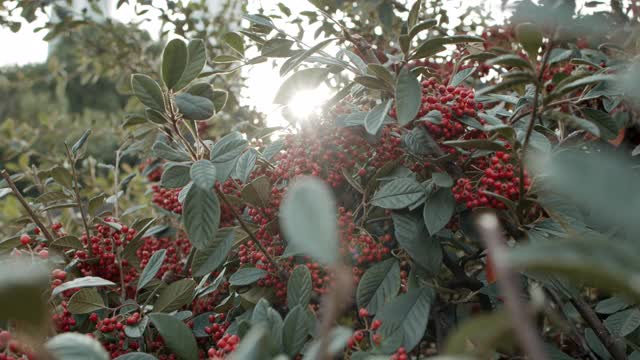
[[452, 151, 530, 209]]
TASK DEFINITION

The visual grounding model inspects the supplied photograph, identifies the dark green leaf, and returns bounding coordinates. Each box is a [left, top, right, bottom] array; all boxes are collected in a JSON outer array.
[[152, 141, 191, 162], [71, 129, 92, 155], [392, 212, 442, 275], [192, 228, 235, 276], [395, 68, 422, 125], [67, 288, 105, 314], [162, 39, 188, 90], [365, 100, 393, 135], [423, 187, 455, 235], [211, 131, 248, 163], [174, 39, 206, 91], [131, 74, 165, 111], [282, 305, 310, 356], [371, 178, 426, 209], [149, 313, 199, 360], [154, 278, 197, 313], [229, 268, 268, 286], [114, 353, 158, 360], [183, 184, 221, 250], [190, 160, 217, 190], [223, 32, 245, 56], [515, 23, 542, 59], [161, 163, 191, 189], [411, 35, 484, 60], [138, 249, 167, 290], [450, 67, 476, 87], [287, 265, 312, 308], [236, 149, 258, 183], [356, 258, 401, 314], [175, 93, 214, 121], [374, 287, 434, 351], [596, 297, 630, 315]]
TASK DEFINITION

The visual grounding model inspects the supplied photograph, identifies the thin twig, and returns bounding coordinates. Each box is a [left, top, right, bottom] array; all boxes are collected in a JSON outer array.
[[518, 37, 555, 222], [65, 145, 93, 255], [1, 170, 55, 243], [475, 212, 548, 360], [214, 187, 288, 281]]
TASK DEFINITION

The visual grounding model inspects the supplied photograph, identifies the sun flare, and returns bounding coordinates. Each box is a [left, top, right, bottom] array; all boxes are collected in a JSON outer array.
[[286, 87, 331, 120]]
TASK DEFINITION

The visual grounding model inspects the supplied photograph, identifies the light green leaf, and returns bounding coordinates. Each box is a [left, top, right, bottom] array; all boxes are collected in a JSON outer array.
[[183, 184, 220, 250], [162, 39, 188, 90], [395, 68, 422, 125]]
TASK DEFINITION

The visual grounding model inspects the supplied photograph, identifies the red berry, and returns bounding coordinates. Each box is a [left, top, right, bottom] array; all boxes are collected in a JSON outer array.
[[20, 234, 31, 245]]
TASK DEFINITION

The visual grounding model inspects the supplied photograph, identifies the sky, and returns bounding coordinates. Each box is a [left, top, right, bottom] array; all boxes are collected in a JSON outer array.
[[0, 0, 607, 126]]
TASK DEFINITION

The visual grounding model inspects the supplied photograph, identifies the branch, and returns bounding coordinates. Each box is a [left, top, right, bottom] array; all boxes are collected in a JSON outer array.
[[571, 296, 627, 360], [1, 170, 55, 243], [475, 212, 548, 360]]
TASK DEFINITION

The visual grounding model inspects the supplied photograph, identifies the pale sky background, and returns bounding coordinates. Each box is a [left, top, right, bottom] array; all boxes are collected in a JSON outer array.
[[0, 0, 608, 124]]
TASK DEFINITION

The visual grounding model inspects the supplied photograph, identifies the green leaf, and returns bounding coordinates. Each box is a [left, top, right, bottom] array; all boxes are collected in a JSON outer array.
[[228, 325, 269, 360], [71, 129, 92, 155], [183, 184, 221, 250], [432, 172, 453, 187], [138, 249, 166, 290], [154, 278, 197, 313], [365, 100, 393, 135], [367, 64, 395, 86], [392, 212, 442, 275], [229, 268, 268, 286], [114, 353, 158, 360], [211, 131, 248, 163], [515, 23, 542, 59], [212, 90, 228, 113], [190, 160, 217, 190], [280, 176, 339, 265], [162, 39, 188, 90], [279, 38, 337, 76], [411, 35, 484, 60], [223, 32, 245, 56], [549, 111, 600, 137], [51, 166, 73, 189], [450, 67, 476, 87], [287, 265, 312, 308], [423, 187, 455, 235], [408, 19, 438, 40], [46, 333, 109, 360], [605, 308, 640, 337], [175, 93, 214, 121], [354, 75, 391, 91], [51, 235, 83, 250], [356, 258, 401, 314], [236, 149, 258, 183], [161, 163, 191, 189], [282, 305, 310, 357], [131, 74, 165, 111], [582, 108, 618, 140], [486, 54, 533, 69], [443, 139, 506, 151], [374, 287, 434, 352], [67, 288, 105, 314], [149, 313, 199, 360], [192, 228, 235, 276], [173, 39, 206, 91], [241, 176, 272, 207], [274, 68, 329, 105], [596, 297, 630, 315], [52, 276, 116, 297], [152, 141, 191, 162], [395, 68, 422, 125], [407, 0, 422, 29], [371, 178, 426, 209]]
